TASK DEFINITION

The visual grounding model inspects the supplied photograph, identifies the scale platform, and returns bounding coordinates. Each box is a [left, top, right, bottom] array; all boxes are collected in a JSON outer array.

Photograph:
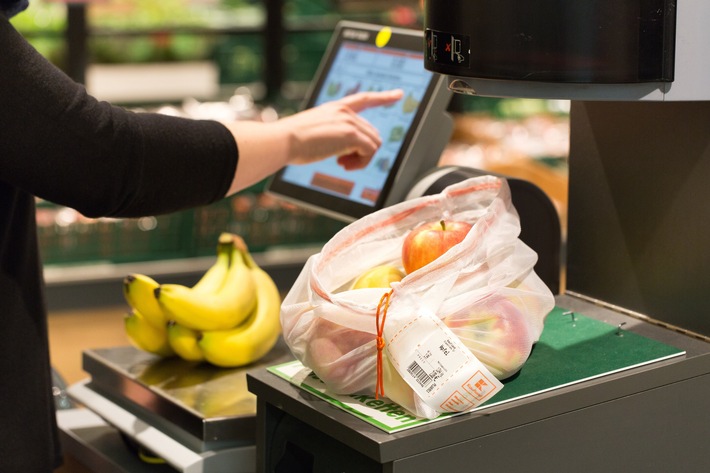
[[69, 339, 294, 454], [60, 340, 294, 472]]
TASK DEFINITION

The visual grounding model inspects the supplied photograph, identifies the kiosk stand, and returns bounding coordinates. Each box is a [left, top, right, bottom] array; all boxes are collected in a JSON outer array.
[[248, 3, 710, 471], [248, 105, 710, 466]]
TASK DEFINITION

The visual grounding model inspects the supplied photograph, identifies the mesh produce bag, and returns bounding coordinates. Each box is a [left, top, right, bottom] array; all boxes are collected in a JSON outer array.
[[281, 175, 555, 418]]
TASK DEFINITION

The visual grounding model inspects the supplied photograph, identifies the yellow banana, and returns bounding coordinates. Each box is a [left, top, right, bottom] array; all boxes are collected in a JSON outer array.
[[124, 309, 175, 357], [191, 238, 233, 294], [123, 238, 232, 329], [123, 274, 166, 329], [156, 235, 257, 331], [167, 322, 205, 362], [198, 250, 282, 368]]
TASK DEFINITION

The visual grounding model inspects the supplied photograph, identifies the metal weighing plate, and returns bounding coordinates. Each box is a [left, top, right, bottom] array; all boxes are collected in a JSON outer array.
[[80, 338, 295, 452]]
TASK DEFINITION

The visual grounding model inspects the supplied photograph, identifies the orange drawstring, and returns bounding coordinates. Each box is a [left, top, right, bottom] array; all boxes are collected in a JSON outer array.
[[375, 289, 393, 400]]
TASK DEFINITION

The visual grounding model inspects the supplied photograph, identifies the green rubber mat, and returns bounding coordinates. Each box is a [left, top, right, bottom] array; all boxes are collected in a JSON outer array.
[[269, 306, 685, 432], [483, 306, 685, 406]]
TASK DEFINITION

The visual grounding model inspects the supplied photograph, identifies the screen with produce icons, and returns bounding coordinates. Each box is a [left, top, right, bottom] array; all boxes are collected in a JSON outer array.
[[267, 22, 447, 221]]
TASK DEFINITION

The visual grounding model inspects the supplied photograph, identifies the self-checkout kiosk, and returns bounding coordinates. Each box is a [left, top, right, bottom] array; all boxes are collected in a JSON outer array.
[[249, 2, 710, 471], [60, 3, 710, 471]]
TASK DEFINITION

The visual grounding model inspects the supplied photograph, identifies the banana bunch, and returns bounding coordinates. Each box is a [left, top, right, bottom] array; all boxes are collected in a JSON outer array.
[[122, 232, 282, 368]]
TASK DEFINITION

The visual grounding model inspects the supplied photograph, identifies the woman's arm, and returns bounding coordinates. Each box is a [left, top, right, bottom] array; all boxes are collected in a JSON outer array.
[[0, 14, 237, 218]]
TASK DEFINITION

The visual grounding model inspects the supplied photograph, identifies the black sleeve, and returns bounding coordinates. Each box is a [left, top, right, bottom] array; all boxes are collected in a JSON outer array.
[[0, 14, 238, 218]]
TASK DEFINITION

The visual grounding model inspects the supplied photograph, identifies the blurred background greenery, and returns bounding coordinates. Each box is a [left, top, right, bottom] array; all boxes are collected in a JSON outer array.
[[11, 0, 571, 118]]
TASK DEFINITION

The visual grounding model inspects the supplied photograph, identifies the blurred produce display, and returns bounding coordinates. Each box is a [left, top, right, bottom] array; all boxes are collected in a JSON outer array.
[[87, 0, 261, 64], [443, 97, 570, 233], [9, 0, 66, 63], [13, 0, 423, 88]]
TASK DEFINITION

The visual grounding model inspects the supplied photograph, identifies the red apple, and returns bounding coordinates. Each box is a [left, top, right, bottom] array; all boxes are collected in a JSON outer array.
[[402, 219, 472, 273], [443, 297, 534, 380], [304, 318, 376, 393]]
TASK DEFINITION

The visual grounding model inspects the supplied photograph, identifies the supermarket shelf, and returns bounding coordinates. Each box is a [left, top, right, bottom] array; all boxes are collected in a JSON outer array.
[[43, 245, 320, 311], [86, 62, 220, 104]]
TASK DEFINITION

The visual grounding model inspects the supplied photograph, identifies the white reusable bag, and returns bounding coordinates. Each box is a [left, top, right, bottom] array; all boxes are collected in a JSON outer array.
[[280, 175, 555, 418]]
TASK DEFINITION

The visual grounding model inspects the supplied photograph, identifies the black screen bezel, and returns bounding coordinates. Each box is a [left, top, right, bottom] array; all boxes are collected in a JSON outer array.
[[267, 22, 442, 221]]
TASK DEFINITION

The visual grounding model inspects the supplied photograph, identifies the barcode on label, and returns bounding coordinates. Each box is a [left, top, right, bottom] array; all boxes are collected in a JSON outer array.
[[407, 361, 433, 387]]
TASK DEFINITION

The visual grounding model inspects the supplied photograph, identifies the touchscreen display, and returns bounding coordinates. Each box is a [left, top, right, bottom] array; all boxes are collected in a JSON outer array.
[[267, 22, 452, 222], [277, 40, 433, 207]]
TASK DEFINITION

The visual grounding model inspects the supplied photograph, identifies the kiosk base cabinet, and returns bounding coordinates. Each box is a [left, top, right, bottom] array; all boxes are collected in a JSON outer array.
[[252, 370, 709, 472], [259, 402, 382, 473]]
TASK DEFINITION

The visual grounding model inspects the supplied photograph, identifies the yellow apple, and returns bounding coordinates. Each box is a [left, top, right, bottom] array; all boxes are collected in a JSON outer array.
[[350, 264, 406, 290]]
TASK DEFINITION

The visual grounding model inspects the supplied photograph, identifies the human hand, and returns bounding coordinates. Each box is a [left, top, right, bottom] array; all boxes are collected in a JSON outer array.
[[224, 89, 403, 195], [279, 89, 404, 170]]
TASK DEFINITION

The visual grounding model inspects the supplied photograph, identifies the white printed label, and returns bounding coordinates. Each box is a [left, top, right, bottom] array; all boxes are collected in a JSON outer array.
[[385, 310, 503, 413]]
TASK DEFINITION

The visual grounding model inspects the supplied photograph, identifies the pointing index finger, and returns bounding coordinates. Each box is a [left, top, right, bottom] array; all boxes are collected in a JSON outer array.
[[339, 89, 404, 113]]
